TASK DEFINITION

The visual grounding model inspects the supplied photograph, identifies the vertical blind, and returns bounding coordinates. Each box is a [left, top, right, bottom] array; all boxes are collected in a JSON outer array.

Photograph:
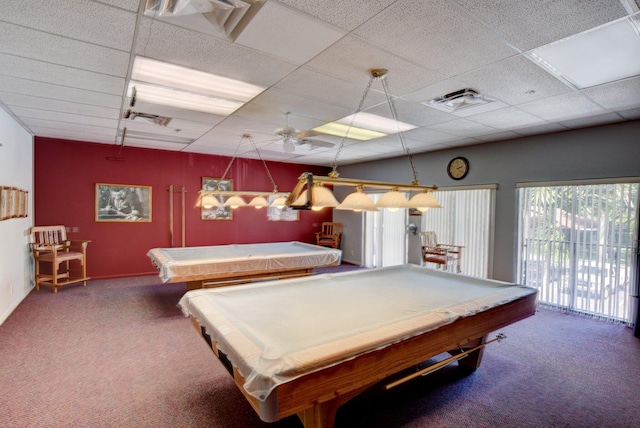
[[364, 193, 407, 268], [421, 188, 494, 278]]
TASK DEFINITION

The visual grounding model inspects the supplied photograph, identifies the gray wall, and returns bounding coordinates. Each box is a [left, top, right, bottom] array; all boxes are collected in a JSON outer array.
[[334, 120, 640, 282]]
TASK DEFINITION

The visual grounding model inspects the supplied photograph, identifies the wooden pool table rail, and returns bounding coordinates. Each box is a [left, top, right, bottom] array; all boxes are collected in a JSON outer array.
[[191, 290, 537, 428]]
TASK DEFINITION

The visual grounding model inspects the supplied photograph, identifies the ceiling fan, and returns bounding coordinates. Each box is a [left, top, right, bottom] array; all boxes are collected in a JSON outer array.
[[273, 112, 335, 153]]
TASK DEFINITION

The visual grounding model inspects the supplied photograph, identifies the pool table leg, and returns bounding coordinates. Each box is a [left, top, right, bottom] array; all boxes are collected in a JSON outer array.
[[297, 399, 339, 428], [454, 335, 487, 372]]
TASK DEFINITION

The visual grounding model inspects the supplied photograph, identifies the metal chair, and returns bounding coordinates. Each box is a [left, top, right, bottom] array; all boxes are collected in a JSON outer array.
[[30, 225, 91, 293]]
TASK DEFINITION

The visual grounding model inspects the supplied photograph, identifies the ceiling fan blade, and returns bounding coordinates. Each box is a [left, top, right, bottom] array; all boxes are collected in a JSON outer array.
[[294, 129, 319, 139], [297, 138, 335, 151]]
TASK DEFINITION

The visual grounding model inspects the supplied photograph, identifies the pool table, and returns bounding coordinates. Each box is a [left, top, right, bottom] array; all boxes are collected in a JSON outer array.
[[147, 241, 341, 290], [178, 264, 537, 427]]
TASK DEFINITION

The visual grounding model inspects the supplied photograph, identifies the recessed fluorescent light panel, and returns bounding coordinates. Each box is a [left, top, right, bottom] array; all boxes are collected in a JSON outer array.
[[129, 56, 265, 115], [312, 123, 387, 141], [338, 112, 417, 134], [313, 112, 417, 141], [526, 14, 640, 89]]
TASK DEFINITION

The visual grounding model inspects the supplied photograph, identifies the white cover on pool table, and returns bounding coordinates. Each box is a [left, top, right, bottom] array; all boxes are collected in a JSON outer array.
[[178, 264, 537, 401], [147, 241, 341, 283]]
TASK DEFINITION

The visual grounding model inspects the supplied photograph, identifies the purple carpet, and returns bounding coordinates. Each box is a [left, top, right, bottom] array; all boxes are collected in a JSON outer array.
[[1, 266, 638, 427]]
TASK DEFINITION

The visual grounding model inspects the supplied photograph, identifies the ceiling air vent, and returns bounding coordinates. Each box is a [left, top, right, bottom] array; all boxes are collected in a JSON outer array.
[[124, 110, 172, 127], [422, 88, 506, 117], [144, 0, 265, 42]]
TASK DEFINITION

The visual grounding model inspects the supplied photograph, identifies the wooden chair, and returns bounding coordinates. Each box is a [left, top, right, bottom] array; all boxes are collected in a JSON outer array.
[[316, 222, 343, 249], [420, 231, 463, 273], [30, 225, 91, 293]]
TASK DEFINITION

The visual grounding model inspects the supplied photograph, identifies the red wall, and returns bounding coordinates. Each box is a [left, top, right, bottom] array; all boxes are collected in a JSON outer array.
[[34, 137, 332, 279]]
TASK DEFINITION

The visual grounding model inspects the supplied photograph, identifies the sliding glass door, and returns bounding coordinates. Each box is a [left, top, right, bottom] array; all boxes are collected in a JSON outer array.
[[518, 182, 638, 323]]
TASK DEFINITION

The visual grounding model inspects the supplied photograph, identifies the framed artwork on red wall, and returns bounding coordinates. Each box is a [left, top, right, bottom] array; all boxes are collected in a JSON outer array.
[[201, 177, 233, 220], [95, 183, 152, 222], [267, 195, 299, 221]]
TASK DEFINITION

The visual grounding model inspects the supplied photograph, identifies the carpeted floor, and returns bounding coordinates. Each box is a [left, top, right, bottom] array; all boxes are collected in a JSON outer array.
[[1, 265, 638, 428]]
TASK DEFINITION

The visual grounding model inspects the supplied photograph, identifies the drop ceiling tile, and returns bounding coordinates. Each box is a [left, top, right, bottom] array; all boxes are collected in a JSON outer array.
[[274, 67, 388, 111], [353, 0, 517, 76], [512, 122, 568, 136], [247, 87, 354, 123], [0, 76, 123, 108], [9, 107, 119, 127], [364, 98, 455, 128], [518, 92, 611, 122], [25, 119, 116, 136], [466, 107, 547, 130], [403, 127, 464, 145], [121, 120, 209, 140], [582, 76, 640, 112], [0, 22, 130, 76], [559, 112, 624, 129], [455, 55, 573, 105], [0, 92, 120, 118], [429, 118, 500, 137], [133, 17, 297, 88], [28, 128, 117, 145], [96, 0, 140, 12], [0, 54, 125, 95], [234, 1, 345, 65], [277, 0, 395, 31], [455, 0, 628, 51], [475, 131, 523, 142], [0, 0, 137, 50], [619, 108, 640, 120], [305, 36, 447, 94]]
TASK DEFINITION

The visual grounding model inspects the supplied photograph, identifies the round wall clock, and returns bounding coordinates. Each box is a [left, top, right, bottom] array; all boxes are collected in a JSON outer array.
[[447, 157, 469, 180]]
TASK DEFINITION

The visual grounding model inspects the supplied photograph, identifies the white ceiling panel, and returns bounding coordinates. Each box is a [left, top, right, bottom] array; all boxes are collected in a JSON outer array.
[[0, 54, 125, 95], [277, 0, 396, 31], [353, 0, 517, 76], [0, 76, 123, 108], [234, 1, 346, 65], [0, 0, 137, 50], [0, 92, 120, 118], [9, 107, 119, 127], [0, 22, 130, 76], [455, 0, 629, 51], [0, 0, 638, 166], [518, 92, 613, 123]]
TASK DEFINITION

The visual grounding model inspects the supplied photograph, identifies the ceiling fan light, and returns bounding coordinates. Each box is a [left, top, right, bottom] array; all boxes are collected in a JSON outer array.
[[408, 192, 442, 212], [224, 195, 247, 209], [376, 190, 410, 210], [248, 196, 269, 209]]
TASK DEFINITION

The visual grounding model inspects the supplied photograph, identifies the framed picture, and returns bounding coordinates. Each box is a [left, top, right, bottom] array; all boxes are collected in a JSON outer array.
[[201, 177, 233, 220], [267, 195, 299, 221], [95, 183, 152, 222]]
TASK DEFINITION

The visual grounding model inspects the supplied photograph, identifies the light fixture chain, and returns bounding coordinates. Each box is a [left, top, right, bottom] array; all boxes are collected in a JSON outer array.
[[248, 135, 278, 192], [380, 77, 419, 185], [330, 74, 375, 175], [219, 135, 245, 187]]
